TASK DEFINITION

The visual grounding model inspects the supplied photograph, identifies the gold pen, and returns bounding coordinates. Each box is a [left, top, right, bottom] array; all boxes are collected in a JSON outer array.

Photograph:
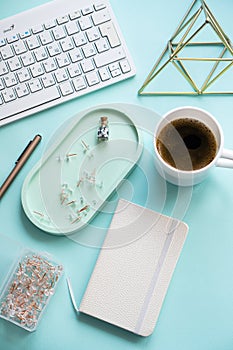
[[0, 134, 42, 199]]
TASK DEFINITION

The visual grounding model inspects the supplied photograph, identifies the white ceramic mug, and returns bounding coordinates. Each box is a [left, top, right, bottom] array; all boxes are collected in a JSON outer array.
[[154, 106, 233, 186]]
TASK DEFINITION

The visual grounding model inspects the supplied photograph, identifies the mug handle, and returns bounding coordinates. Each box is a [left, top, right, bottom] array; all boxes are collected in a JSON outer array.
[[216, 148, 233, 168]]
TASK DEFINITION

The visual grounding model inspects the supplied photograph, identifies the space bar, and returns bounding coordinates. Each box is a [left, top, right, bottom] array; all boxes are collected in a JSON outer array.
[[0, 87, 60, 122]]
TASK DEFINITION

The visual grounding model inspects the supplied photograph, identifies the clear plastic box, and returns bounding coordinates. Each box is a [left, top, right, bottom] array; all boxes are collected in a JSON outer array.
[[0, 235, 63, 332]]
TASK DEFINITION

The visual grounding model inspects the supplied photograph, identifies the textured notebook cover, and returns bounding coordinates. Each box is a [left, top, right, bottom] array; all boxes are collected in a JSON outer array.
[[79, 199, 188, 336]]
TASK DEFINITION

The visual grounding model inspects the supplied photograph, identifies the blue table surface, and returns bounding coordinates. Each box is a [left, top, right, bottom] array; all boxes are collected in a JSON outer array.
[[0, 1, 233, 349]]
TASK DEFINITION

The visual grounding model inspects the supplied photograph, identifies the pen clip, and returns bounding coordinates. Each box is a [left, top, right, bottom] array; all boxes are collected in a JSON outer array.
[[15, 140, 33, 164]]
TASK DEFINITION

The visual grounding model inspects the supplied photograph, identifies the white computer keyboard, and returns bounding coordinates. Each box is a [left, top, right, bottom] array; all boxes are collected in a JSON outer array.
[[0, 0, 135, 126]]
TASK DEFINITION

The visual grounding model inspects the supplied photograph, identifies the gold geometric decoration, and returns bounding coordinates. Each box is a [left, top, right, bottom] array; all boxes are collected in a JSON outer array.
[[138, 0, 233, 95]]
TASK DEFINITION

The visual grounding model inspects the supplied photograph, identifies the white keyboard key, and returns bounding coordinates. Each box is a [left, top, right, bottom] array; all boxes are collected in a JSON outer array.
[[99, 22, 120, 48], [55, 68, 68, 83], [92, 9, 110, 25], [69, 48, 83, 62], [95, 38, 109, 53], [20, 30, 31, 39], [4, 73, 17, 87], [94, 3, 106, 11], [111, 68, 121, 77], [65, 21, 79, 35], [120, 59, 131, 73], [30, 63, 44, 77], [57, 15, 69, 25], [0, 78, 4, 89], [0, 87, 60, 120], [1, 46, 14, 59], [0, 61, 8, 76], [82, 43, 96, 58], [81, 6, 93, 15], [17, 68, 31, 82], [109, 62, 119, 71], [40, 31, 53, 45], [81, 58, 94, 73], [32, 24, 44, 34], [68, 64, 81, 77], [8, 56, 22, 71], [6, 34, 19, 44], [86, 71, 99, 86], [60, 81, 74, 96], [53, 26, 66, 40], [26, 36, 40, 50], [0, 39, 6, 47], [34, 47, 48, 61], [21, 52, 35, 66], [44, 20, 56, 29], [47, 42, 61, 56], [69, 10, 81, 20], [15, 83, 29, 97], [43, 58, 57, 72], [13, 41, 27, 55], [86, 27, 100, 42], [73, 32, 87, 47], [29, 78, 42, 92], [79, 16, 92, 30], [73, 76, 86, 91], [99, 67, 110, 81], [56, 53, 70, 68], [2, 88, 16, 102], [94, 47, 125, 68], [60, 37, 74, 52], [41, 73, 55, 87]]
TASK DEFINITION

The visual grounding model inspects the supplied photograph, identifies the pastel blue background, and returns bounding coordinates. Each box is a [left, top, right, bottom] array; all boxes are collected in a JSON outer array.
[[0, 1, 233, 349]]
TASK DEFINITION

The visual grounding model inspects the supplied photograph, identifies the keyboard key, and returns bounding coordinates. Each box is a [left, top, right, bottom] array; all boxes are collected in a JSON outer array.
[[57, 15, 69, 25], [86, 71, 99, 86], [41, 73, 55, 88], [28, 78, 43, 92], [79, 16, 92, 30], [120, 59, 131, 73], [17, 68, 31, 82], [43, 58, 57, 72], [111, 68, 121, 77], [0, 61, 8, 76], [99, 22, 120, 48], [94, 3, 106, 11], [95, 38, 109, 53], [26, 36, 40, 50], [2, 88, 16, 102], [65, 21, 79, 35], [69, 10, 81, 20], [109, 63, 119, 71], [53, 26, 66, 40], [1, 46, 14, 59], [60, 81, 74, 96], [54, 68, 68, 83], [92, 9, 110, 25], [44, 20, 56, 29], [81, 58, 94, 73], [21, 52, 35, 66], [60, 37, 74, 52], [20, 30, 31, 39], [4, 73, 17, 87], [73, 76, 86, 91], [34, 47, 48, 61], [8, 57, 22, 71], [15, 83, 29, 97], [6, 34, 19, 44], [68, 64, 81, 77], [30, 63, 44, 77], [56, 53, 70, 68], [86, 27, 100, 42], [82, 43, 96, 58], [0, 87, 60, 120], [0, 39, 6, 47], [47, 42, 61, 56], [40, 31, 53, 45], [69, 48, 83, 62], [73, 32, 87, 47], [32, 24, 44, 34], [81, 6, 93, 15], [13, 41, 27, 55], [94, 47, 125, 67], [99, 66, 110, 81]]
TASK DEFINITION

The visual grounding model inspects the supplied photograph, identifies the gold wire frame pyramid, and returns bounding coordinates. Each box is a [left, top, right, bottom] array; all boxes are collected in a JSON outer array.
[[138, 0, 233, 95]]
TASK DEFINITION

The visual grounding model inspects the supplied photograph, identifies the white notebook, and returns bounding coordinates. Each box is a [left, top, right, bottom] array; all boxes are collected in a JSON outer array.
[[79, 199, 188, 336]]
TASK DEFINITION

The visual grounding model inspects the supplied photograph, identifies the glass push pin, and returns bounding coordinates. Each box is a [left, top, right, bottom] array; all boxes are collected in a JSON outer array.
[[97, 116, 109, 141]]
